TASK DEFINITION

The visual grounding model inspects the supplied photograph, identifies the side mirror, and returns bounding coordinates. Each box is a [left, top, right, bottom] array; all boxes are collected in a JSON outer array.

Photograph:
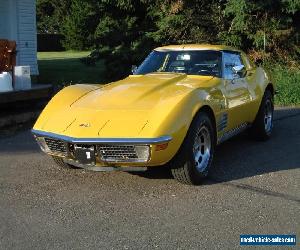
[[131, 65, 137, 74], [232, 65, 246, 78], [232, 65, 244, 74]]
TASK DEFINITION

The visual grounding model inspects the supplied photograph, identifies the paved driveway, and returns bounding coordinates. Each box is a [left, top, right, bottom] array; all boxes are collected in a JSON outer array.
[[0, 107, 299, 249]]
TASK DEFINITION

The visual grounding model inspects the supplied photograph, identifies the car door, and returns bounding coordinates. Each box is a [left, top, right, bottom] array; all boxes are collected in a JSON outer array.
[[222, 51, 252, 130]]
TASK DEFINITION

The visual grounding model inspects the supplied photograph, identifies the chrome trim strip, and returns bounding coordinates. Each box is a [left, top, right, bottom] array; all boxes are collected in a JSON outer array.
[[32, 129, 172, 145], [217, 123, 249, 144]]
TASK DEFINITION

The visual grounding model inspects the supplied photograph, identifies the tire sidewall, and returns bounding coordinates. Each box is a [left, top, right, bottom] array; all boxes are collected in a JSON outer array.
[[253, 90, 274, 139], [185, 113, 216, 183], [263, 91, 274, 137]]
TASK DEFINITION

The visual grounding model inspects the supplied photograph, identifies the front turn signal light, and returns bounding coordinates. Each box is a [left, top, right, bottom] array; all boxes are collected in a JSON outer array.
[[155, 143, 169, 151]]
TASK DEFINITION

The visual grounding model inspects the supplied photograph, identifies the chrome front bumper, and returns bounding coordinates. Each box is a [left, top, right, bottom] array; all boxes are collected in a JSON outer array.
[[31, 129, 172, 145], [32, 129, 172, 165]]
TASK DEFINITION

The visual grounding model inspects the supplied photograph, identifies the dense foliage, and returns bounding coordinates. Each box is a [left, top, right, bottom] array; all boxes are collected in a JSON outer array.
[[37, 0, 300, 80]]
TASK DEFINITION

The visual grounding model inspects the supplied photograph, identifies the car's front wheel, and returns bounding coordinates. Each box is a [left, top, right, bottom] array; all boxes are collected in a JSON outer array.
[[250, 90, 274, 141], [170, 112, 216, 185]]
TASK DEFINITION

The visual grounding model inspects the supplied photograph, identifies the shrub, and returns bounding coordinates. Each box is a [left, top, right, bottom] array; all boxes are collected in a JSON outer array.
[[268, 64, 300, 106]]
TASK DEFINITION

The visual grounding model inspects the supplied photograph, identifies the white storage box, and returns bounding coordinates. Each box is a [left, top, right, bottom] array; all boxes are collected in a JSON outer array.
[[0, 72, 13, 92], [14, 66, 31, 90]]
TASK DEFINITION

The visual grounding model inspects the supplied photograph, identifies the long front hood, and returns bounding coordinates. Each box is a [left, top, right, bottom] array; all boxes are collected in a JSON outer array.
[[39, 108, 153, 138], [35, 73, 216, 138], [71, 73, 213, 110]]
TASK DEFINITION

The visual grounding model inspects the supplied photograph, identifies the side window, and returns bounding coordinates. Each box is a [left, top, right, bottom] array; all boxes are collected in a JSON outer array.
[[223, 52, 244, 80]]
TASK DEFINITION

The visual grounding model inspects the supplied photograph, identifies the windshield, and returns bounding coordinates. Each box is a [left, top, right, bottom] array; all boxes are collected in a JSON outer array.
[[135, 50, 222, 77]]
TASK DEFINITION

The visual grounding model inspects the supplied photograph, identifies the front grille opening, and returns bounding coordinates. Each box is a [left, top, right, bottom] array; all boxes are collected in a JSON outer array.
[[99, 145, 137, 159], [44, 138, 67, 156], [40, 137, 150, 163], [97, 145, 150, 163]]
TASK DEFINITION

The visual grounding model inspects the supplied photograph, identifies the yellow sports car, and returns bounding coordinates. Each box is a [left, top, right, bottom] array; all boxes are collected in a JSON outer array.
[[32, 44, 275, 185]]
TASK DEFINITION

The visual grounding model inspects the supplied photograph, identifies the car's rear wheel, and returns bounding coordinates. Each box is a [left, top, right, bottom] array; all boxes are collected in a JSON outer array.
[[250, 90, 274, 141], [52, 156, 74, 169], [170, 112, 216, 185]]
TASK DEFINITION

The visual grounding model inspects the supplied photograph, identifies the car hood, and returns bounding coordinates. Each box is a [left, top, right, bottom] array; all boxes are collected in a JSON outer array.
[[37, 73, 216, 138], [71, 73, 213, 110]]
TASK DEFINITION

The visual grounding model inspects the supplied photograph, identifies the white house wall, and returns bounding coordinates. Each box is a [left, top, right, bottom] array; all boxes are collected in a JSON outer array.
[[0, 0, 11, 39], [17, 0, 38, 75], [0, 0, 38, 75], [0, 1, 8, 37]]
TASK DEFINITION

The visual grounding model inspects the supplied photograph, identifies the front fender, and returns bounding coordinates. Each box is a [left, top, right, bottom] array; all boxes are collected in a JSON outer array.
[[142, 89, 222, 165], [34, 84, 101, 129]]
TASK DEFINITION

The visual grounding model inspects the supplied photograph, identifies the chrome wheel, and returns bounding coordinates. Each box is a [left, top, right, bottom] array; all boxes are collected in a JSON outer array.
[[193, 126, 211, 172], [264, 99, 273, 133], [171, 112, 215, 185]]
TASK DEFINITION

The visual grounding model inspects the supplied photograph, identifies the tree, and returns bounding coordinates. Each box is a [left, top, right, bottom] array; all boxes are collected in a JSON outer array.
[[147, 0, 226, 44], [37, 0, 71, 34], [222, 0, 300, 58], [61, 0, 100, 50], [37, 0, 300, 80]]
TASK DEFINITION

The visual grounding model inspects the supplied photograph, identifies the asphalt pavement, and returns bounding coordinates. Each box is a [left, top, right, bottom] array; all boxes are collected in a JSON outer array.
[[0, 107, 299, 250]]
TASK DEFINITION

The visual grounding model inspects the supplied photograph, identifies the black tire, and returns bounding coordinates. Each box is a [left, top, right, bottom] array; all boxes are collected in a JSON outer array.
[[170, 112, 216, 185], [250, 90, 274, 141], [52, 156, 74, 169]]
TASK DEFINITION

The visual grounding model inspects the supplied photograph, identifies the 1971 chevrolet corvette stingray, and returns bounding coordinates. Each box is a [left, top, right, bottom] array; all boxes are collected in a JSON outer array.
[[32, 44, 275, 185]]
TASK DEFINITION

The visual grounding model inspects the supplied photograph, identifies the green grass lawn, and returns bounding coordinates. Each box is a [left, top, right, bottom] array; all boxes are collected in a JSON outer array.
[[37, 51, 106, 87], [269, 65, 300, 106]]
